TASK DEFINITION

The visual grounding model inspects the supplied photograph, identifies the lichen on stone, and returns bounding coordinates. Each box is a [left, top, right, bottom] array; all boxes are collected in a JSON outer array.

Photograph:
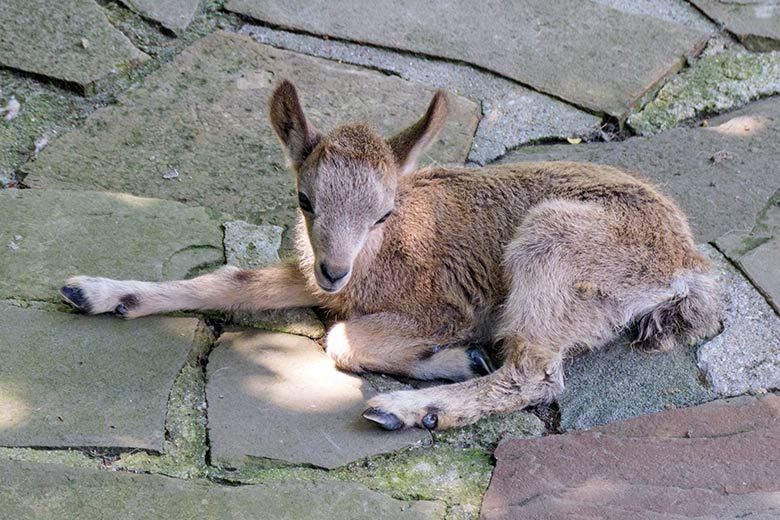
[[628, 45, 780, 135]]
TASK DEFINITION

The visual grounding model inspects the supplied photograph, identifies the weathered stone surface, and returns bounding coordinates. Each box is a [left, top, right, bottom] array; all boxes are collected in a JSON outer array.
[[483, 396, 780, 520], [228, 0, 707, 118], [21, 32, 478, 249], [241, 24, 600, 165], [591, 0, 720, 33], [593, 394, 780, 438], [230, 307, 326, 339], [691, 0, 780, 51], [501, 96, 780, 243], [629, 46, 780, 134], [223, 219, 282, 270], [121, 0, 201, 33], [207, 330, 429, 469], [716, 188, 780, 313], [0, 189, 224, 302], [0, 0, 148, 92], [698, 246, 780, 396], [558, 333, 716, 432], [0, 301, 207, 450], [0, 460, 444, 519]]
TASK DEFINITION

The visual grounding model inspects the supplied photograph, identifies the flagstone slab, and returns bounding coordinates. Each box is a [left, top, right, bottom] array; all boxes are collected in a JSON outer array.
[[227, 0, 707, 118], [482, 396, 780, 520], [21, 31, 478, 248], [698, 246, 780, 397], [501, 96, 780, 243], [0, 0, 148, 92], [690, 0, 780, 51], [0, 460, 444, 520], [0, 189, 224, 302], [241, 24, 601, 165], [121, 0, 201, 33], [206, 330, 429, 470], [0, 302, 208, 450], [716, 188, 780, 314]]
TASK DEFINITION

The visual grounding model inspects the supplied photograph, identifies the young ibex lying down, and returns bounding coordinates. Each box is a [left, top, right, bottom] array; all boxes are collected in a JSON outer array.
[[61, 80, 719, 431]]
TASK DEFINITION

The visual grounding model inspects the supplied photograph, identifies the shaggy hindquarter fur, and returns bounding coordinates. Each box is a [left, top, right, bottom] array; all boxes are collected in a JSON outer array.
[[61, 81, 720, 431]]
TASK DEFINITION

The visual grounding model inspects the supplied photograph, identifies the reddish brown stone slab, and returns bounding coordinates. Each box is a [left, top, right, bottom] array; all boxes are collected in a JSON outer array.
[[482, 395, 780, 520]]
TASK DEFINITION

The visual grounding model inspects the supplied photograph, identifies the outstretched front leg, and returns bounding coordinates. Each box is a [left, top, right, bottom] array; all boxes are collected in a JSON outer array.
[[60, 259, 317, 318]]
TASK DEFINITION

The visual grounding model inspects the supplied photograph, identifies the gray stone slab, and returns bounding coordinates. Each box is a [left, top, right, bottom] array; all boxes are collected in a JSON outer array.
[[558, 331, 716, 432], [0, 460, 444, 520], [0, 0, 149, 92], [240, 24, 601, 165], [698, 246, 780, 396], [20, 32, 478, 249], [207, 330, 429, 469], [223, 219, 282, 270], [227, 0, 707, 118], [500, 96, 780, 243], [591, 0, 721, 34], [691, 0, 780, 51], [0, 302, 206, 450], [716, 188, 780, 314], [0, 189, 224, 302], [121, 0, 201, 33], [628, 46, 780, 135]]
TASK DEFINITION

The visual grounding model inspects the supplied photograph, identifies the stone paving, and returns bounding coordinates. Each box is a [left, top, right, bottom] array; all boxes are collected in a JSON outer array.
[[1, 1, 779, 519]]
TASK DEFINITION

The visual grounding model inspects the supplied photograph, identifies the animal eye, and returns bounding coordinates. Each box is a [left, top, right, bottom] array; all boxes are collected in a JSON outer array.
[[375, 210, 393, 225], [298, 192, 313, 213]]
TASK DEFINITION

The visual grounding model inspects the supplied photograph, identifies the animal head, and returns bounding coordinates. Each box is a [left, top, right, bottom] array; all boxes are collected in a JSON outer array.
[[269, 80, 448, 293]]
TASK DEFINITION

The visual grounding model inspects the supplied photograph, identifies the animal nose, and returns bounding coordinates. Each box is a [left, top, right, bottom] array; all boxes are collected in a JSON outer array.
[[320, 262, 349, 284]]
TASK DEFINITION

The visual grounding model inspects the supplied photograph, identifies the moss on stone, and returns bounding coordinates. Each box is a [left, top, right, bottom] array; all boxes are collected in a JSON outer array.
[[628, 45, 780, 135], [0, 447, 101, 468], [113, 360, 208, 478]]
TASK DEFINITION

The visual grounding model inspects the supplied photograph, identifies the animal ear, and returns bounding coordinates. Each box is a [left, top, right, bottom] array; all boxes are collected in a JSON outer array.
[[386, 90, 449, 176], [269, 80, 322, 170]]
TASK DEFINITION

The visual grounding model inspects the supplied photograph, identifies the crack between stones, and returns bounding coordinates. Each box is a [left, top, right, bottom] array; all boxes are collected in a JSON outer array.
[[230, 16, 606, 119], [709, 241, 780, 317]]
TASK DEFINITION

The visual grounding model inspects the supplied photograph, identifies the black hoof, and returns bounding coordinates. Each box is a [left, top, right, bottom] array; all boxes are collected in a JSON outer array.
[[114, 303, 128, 317], [60, 286, 92, 314], [421, 412, 438, 430], [467, 345, 494, 376], [362, 407, 403, 430]]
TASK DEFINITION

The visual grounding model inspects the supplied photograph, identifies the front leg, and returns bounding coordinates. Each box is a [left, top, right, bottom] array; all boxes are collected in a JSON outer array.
[[325, 312, 493, 382], [60, 259, 317, 319]]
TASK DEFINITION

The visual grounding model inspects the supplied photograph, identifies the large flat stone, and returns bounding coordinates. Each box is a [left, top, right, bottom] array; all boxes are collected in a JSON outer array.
[[0, 0, 148, 92], [21, 31, 479, 249], [207, 330, 429, 470], [558, 331, 716, 432], [121, 0, 201, 33], [0, 460, 444, 519], [691, 0, 780, 51], [240, 24, 600, 165], [0, 302, 207, 450], [0, 189, 224, 302], [482, 396, 780, 520], [716, 188, 780, 314], [501, 96, 780, 243], [227, 0, 707, 118], [698, 245, 780, 396]]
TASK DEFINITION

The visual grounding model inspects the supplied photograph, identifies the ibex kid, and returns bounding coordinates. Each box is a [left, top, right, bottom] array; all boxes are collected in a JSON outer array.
[[61, 80, 720, 431]]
